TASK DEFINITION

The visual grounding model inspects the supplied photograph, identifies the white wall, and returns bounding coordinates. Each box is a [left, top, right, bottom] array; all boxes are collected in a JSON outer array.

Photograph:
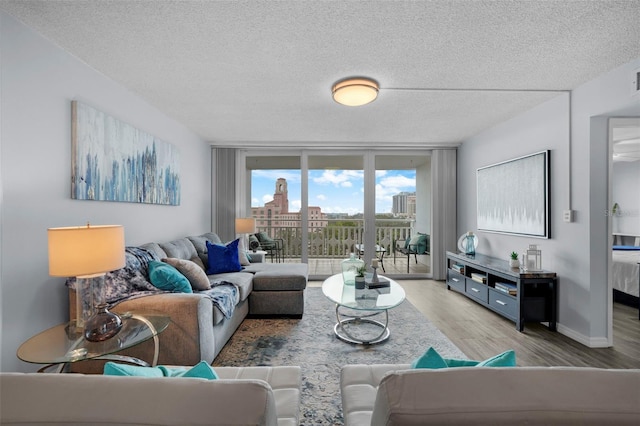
[[0, 12, 212, 372], [458, 57, 640, 346]]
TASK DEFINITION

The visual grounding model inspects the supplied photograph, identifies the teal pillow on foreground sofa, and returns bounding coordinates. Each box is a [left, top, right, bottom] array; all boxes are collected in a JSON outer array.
[[411, 347, 516, 369], [104, 360, 218, 379]]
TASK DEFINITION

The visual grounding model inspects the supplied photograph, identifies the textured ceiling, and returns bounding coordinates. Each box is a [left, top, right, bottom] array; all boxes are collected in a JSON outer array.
[[1, 0, 639, 148]]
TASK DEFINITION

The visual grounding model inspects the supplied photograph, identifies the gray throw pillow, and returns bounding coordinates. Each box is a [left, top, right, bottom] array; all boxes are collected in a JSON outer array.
[[162, 257, 211, 291]]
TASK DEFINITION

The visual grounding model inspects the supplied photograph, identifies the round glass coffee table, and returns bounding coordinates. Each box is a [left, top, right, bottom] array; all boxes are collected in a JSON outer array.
[[321, 273, 405, 344], [17, 312, 170, 372]]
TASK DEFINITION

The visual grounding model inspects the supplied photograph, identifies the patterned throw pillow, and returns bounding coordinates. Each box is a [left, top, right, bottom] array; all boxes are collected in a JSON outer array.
[[206, 239, 242, 274], [162, 257, 211, 291]]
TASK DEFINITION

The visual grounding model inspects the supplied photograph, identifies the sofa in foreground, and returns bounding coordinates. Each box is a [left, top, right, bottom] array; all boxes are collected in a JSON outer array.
[[341, 364, 640, 425], [1, 365, 301, 426], [68, 232, 308, 372]]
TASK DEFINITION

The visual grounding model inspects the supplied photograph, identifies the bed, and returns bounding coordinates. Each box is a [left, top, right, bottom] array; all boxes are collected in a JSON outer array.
[[612, 245, 640, 318]]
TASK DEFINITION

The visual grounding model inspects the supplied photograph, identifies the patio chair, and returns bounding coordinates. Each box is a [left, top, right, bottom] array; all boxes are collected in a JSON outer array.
[[394, 232, 430, 273], [253, 232, 284, 262]]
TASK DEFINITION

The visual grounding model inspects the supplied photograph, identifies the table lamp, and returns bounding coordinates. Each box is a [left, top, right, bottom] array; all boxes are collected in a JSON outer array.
[[235, 217, 256, 253], [48, 224, 125, 342]]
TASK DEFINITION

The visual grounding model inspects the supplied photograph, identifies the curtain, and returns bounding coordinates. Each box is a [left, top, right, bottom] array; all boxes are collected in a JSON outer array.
[[431, 149, 457, 280]]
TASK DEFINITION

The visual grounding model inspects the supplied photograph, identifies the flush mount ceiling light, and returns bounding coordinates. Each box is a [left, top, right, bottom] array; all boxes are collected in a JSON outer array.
[[332, 77, 379, 106]]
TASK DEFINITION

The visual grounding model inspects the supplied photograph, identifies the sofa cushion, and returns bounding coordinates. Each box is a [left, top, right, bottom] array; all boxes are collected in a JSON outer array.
[[188, 233, 223, 265], [162, 257, 211, 291], [208, 271, 254, 302], [206, 240, 242, 274], [159, 238, 198, 261], [248, 264, 308, 291], [140, 242, 167, 260], [104, 360, 218, 379], [148, 260, 192, 293]]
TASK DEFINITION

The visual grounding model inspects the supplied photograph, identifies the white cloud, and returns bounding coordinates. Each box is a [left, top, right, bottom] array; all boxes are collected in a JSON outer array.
[[262, 194, 273, 203], [317, 194, 327, 201], [291, 199, 301, 211], [380, 174, 415, 189], [312, 170, 363, 187]]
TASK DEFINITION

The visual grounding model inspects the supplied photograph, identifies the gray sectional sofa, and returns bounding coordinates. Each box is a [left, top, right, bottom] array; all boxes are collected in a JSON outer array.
[[68, 232, 308, 373]]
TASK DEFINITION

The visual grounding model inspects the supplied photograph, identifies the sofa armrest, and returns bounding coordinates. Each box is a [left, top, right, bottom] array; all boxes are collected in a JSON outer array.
[[68, 290, 214, 373]]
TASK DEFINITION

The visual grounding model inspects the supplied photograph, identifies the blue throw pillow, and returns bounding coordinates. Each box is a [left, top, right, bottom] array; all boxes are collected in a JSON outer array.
[[104, 360, 218, 379], [411, 347, 516, 369], [148, 260, 192, 293], [206, 239, 242, 274]]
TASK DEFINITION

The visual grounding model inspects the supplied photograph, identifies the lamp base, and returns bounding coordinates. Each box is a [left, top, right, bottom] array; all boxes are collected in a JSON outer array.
[[84, 304, 123, 342]]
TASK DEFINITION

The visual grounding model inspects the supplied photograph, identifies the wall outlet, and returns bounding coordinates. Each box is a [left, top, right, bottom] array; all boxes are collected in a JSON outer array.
[[563, 210, 574, 223]]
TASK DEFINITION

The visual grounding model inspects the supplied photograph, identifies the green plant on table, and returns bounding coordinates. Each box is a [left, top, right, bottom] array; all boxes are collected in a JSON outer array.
[[510, 251, 519, 260], [356, 264, 368, 277]]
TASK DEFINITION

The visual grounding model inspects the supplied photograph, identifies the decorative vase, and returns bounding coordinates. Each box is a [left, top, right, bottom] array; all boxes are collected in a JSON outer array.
[[355, 276, 366, 289], [342, 253, 365, 286], [509, 259, 520, 268], [464, 232, 476, 256]]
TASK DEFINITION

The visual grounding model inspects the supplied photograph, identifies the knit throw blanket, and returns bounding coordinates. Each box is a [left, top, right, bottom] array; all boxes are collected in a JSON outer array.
[[66, 246, 238, 319]]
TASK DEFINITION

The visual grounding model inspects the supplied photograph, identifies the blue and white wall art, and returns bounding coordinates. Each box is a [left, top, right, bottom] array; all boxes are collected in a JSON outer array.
[[71, 101, 181, 205]]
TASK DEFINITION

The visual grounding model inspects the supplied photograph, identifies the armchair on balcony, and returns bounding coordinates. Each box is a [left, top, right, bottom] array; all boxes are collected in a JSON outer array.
[[394, 232, 430, 273], [253, 232, 285, 263]]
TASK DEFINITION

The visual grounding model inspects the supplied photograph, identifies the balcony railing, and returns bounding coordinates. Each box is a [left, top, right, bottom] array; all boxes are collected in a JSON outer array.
[[256, 218, 414, 259]]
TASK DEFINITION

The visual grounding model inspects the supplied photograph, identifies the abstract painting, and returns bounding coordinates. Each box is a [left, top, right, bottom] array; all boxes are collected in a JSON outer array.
[[476, 150, 550, 238], [71, 101, 180, 205]]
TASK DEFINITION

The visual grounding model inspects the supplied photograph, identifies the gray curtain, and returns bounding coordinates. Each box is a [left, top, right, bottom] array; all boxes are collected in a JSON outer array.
[[431, 149, 457, 280], [212, 148, 236, 242]]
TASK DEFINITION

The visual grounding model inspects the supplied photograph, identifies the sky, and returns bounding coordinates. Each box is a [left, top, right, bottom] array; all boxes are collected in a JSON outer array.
[[252, 169, 416, 215]]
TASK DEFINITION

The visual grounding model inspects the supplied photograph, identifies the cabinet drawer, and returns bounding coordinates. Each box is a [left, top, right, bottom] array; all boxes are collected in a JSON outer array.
[[489, 289, 517, 319], [465, 279, 488, 303], [447, 270, 465, 292]]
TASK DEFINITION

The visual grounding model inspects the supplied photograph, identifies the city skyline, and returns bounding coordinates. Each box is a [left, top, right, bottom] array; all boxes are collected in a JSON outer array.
[[252, 169, 416, 215]]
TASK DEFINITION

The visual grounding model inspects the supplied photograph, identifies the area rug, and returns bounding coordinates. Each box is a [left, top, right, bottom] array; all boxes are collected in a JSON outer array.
[[213, 287, 466, 425]]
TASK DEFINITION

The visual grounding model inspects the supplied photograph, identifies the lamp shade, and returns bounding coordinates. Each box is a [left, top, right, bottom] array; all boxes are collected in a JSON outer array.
[[235, 218, 256, 234], [48, 224, 125, 277], [332, 78, 379, 106]]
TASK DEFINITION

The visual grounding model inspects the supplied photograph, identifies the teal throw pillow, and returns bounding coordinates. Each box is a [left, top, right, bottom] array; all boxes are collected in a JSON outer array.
[[206, 239, 242, 274], [411, 347, 516, 369], [476, 349, 517, 367], [148, 260, 192, 293], [104, 360, 218, 379]]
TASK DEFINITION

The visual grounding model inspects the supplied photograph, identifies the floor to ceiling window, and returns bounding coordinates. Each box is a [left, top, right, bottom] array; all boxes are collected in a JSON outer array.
[[240, 150, 432, 280]]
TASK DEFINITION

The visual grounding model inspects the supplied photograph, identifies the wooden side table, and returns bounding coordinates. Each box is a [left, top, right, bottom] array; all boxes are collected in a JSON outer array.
[[17, 312, 170, 373]]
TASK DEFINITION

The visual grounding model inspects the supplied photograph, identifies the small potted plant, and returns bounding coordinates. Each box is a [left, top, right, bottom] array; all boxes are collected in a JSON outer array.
[[509, 251, 520, 268], [355, 264, 367, 289]]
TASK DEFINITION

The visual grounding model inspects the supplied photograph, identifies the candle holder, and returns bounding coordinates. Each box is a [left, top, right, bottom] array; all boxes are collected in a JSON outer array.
[[371, 265, 380, 283]]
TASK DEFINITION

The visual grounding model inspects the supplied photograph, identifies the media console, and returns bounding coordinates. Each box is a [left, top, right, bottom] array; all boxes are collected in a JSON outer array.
[[446, 251, 558, 332]]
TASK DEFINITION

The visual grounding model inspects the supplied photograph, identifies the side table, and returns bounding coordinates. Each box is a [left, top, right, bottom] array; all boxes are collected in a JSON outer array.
[[249, 250, 267, 263], [17, 312, 170, 373]]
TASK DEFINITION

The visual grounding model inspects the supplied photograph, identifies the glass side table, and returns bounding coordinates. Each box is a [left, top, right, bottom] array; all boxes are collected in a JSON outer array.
[[17, 312, 170, 373]]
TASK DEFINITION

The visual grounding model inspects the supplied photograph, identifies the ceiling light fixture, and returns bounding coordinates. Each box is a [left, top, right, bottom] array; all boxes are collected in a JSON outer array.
[[332, 77, 379, 106]]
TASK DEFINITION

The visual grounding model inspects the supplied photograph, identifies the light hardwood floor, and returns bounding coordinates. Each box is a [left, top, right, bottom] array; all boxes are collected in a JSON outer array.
[[310, 279, 640, 368]]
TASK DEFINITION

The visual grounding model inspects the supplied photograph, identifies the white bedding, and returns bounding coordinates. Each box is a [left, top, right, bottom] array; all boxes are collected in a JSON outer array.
[[612, 250, 640, 297]]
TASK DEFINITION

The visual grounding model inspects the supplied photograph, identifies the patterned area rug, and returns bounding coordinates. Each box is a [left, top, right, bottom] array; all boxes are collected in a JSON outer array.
[[213, 286, 466, 425]]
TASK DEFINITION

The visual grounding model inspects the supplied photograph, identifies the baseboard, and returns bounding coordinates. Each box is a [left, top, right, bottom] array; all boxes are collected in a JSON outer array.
[[556, 323, 611, 348]]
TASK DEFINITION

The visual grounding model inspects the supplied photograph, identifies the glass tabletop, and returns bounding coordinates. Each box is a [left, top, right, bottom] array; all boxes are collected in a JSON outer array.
[[17, 313, 170, 365], [322, 273, 405, 311]]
